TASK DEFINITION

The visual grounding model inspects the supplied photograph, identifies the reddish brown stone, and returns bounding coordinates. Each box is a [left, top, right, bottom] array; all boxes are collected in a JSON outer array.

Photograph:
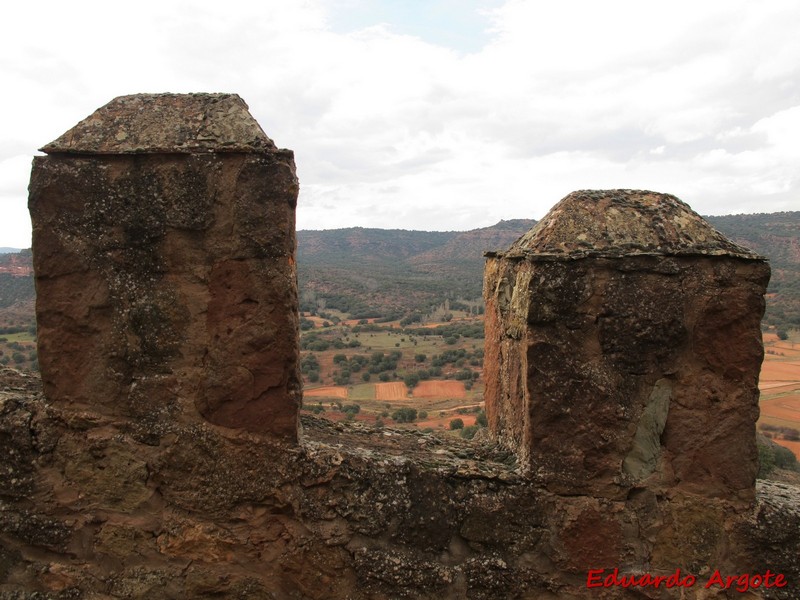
[[29, 94, 301, 441], [484, 190, 769, 501]]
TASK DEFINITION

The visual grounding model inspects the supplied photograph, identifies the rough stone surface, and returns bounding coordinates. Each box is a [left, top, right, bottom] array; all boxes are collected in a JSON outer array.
[[0, 372, 798, 599], [484, 190, 770, 502], [502, 189, 761, 260], [6, 107, 797, 599], [28, 94, 300, 440], [41, 93, 277, 154]]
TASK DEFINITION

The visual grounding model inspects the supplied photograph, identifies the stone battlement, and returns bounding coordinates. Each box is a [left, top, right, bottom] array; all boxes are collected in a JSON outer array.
[[0, 95, 795, 599]]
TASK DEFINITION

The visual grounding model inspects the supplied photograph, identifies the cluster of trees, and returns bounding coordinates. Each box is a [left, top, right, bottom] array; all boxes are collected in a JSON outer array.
[[758, 439, 799, 477], [300, 331, 361, 352], [300, 353, 321, 382], [408, 321, 484, 340], [328, 351, 405, 386], [449, 409, 488, 439], [759, 424, 800, 441], [430, 347, 483, 367]]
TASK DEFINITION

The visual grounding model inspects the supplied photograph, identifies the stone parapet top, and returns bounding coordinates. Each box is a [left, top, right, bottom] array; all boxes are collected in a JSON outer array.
[[41, 93, 279, 154], [495, 189, 765, 261]]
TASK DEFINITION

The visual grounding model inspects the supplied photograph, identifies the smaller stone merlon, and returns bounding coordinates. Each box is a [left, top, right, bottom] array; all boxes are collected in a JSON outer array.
[[483, 189, 770, 503], [500, 189, 763, 260], [40, 93, 278, 154]]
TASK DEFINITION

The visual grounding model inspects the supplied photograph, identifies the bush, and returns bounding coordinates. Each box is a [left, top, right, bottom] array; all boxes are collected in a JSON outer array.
[[774, 444, 798, 470], [403, 373, 420, 389], [449, 418, 464, 430], [476, 411, 487, 427], [414, 354, 427, 363], [334, 370, 351, 385], [418, 410, 428, 419], [758, 442, 775, 477], [460, 425, 479, 439], [392, 407, 418, 423], [454, 369, 473, 381]]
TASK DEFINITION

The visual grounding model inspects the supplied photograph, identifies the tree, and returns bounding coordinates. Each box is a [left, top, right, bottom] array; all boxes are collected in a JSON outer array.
[[460, 425, 479, 439], [449, 418, 464, 430], [414, 353, 427, 363], [392, 407, 417, 423], [758, 442, 776, 478], [777, 329, 789, 341], [476, 411, 488, 427], [403, 373, 420, 389]]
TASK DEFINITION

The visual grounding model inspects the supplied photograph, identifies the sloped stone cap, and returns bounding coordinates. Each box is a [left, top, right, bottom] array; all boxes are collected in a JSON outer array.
[[41, 93, 278, 154], [495, 189, 763, 260]]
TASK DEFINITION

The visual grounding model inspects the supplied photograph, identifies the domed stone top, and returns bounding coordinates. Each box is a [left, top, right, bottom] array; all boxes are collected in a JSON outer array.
[[499, 189, 762, 260], [41, 93, 278, 154]]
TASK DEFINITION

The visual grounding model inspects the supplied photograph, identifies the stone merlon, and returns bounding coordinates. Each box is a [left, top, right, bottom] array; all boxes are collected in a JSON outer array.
[[486, 189, 764, 261], [41, 92, 280, 155]]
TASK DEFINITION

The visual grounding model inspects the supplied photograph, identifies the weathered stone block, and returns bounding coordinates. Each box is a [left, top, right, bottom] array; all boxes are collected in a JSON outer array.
[[29, 93, 301, 440], [484, 190, 769, 501]]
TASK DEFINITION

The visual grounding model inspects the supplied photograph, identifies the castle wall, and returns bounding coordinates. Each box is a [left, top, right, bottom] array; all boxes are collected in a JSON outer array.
[[4, 103, 796, 600]]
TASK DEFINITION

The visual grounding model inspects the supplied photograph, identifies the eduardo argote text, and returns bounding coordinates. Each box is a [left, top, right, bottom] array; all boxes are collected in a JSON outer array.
[[587, 568, 788, 593]]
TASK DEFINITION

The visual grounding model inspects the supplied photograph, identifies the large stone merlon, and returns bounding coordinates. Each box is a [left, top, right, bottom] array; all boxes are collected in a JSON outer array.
[[28, 93, 301, 441], [484, 190, 770, 502]]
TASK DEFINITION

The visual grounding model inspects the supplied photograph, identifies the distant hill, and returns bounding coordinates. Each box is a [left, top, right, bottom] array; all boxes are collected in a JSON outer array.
[[296, 220, 535, 317], [0, 213, 798, 329], [299, 213, 800, 329], [706, 212, 800, 331]]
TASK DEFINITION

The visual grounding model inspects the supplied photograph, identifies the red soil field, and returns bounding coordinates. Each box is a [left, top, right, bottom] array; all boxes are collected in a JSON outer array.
[[375, 382, 408, 401], [760, 394, 800, 422], [412, 380, 466, 399], [775, 439, 800, 461], [304, 385, 348, 399], [416, 414, 477, 429], [760, 361, 800, 382]]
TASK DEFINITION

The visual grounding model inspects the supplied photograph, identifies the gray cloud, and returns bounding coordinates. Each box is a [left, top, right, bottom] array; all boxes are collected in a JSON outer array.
[[0, 0, 797, 246]]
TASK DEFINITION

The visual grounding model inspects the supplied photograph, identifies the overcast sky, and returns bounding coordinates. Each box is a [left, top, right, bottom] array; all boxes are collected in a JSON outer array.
[[1, 0, 799, 247]]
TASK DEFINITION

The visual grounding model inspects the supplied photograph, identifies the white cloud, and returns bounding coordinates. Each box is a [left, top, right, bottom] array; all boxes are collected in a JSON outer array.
[[0, 0, 798, 246]]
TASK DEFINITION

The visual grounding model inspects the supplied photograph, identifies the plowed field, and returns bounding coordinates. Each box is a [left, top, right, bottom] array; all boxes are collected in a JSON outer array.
[[759, 335, 800, 460], [304, 385, 348, 399], [413, 381, 466, 398], [375, 382, 408, 401], [760, 394, 800, 421]]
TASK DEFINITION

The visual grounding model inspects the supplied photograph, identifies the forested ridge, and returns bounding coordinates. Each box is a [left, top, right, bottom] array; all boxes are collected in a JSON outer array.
[[1, 213, 798, 329]]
